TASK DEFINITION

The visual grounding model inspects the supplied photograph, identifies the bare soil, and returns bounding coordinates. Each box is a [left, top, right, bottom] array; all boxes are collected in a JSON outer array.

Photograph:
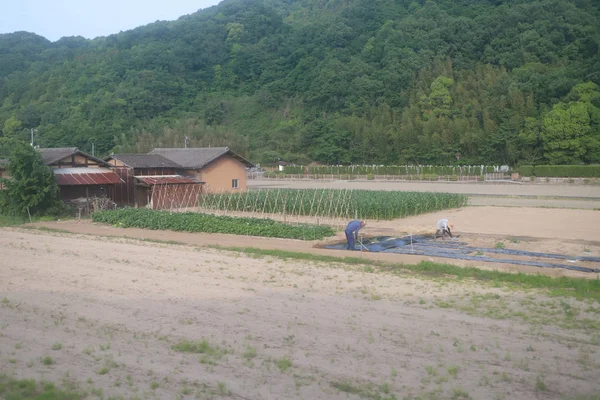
[[249, 179, 600, 198], [1, 229, 599, 399]]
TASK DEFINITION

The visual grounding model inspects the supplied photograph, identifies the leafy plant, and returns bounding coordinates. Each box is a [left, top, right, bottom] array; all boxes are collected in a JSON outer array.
[[93, 208, 334, 240]]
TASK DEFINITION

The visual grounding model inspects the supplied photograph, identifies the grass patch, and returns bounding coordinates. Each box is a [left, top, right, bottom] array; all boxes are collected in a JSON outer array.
[[41, 356, 55, 366], [535, 376, 548, 392], [21, 226, 71, 234], [243, 346, 257, 361], [52, 343, 63, 351], [0, 375, 83, 399], [217, 381, 231, 396], [0, 214, 26, 227], [172, 339, 228, 364], [172, 339, 221, 355], [210, 246, 600, 301], [447, 366, 459, 378], [451, 387, 471, 399], [276, 356, 292, 372], [331, 380, 396, 400]]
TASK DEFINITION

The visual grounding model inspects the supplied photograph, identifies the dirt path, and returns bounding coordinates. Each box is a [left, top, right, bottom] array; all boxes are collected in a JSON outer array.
[[249, 179, 600, 198], [468, 196, 600, 209], [1, 229, 599, 399]]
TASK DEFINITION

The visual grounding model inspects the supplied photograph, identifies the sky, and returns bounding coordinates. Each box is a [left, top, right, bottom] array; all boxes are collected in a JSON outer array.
[[0, 0, 223, 42]]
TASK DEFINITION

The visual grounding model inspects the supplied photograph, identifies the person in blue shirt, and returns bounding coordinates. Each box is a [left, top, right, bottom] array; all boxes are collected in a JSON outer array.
[[345, 219, 366, 250]]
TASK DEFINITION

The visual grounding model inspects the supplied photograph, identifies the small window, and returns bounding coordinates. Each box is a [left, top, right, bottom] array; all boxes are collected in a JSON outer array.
[[232, 179, 239, 189]]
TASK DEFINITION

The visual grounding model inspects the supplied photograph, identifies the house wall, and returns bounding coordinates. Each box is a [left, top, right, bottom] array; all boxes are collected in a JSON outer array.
[[54, 154, 103, 168], [112, 167, 135, 206], [183, 155, 247, 193]]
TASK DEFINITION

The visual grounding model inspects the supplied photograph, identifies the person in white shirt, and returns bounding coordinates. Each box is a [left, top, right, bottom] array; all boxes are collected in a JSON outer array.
[[435, 218, 454, 239]]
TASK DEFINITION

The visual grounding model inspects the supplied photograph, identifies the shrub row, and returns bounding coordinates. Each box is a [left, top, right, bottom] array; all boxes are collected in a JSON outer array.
[[517, 165, 600, 177]]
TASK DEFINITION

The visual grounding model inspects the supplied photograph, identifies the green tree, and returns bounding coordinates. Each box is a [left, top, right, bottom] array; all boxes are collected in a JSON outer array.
[[0, 139, 60, 216], [541, 82, 600, 164], [2, 116, 22, 137]]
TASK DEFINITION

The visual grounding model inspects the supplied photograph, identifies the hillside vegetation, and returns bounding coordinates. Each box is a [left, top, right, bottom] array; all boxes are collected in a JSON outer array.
[[0, 0, 599, 165]]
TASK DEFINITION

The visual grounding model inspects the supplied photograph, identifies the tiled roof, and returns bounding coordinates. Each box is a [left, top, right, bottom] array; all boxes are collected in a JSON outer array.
[[38, 147, 78, 165], [134, 175, 203, 185], [149, 147, 253, 169], [108, 154, 182, 168]]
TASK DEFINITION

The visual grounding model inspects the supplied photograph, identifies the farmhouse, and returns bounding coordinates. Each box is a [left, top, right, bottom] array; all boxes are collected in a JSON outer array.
[[148, 147, 254, 193], [105, 154, 203, 208], [106, 147, 253, 209], [39, 147, 122, 201], [1, 147, 122, 201]]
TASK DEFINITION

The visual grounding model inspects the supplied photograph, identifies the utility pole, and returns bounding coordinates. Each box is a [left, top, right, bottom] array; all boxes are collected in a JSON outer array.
[[92, 142, 95, 157], [30, 128, 37, 147], [184, 136, 189, 148]]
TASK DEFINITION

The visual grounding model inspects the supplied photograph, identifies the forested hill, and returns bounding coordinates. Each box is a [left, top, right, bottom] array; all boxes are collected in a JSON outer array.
[[1, 0, 599, 166]]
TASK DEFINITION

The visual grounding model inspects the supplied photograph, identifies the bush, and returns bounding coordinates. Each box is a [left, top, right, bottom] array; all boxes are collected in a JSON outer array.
[[367, 174, 375, 180], [92, 209, 335, 240]]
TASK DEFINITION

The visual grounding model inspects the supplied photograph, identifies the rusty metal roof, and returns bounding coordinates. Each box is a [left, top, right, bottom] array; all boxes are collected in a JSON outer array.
[[134, 175, 203, 185], [53, 168, 122, 186]]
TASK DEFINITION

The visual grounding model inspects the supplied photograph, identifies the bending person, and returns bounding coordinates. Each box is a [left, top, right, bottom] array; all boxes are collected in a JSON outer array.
[[345, 219, 366, 250], [435, 218, 454, 239]]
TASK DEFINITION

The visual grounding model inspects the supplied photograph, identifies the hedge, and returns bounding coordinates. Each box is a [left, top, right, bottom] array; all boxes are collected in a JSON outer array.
[[517, 165, 600, 177], [518, 165, 535, 177]]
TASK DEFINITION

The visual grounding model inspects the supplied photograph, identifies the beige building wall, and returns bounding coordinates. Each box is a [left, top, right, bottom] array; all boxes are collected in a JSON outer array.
[[196, 155, 247, 193]]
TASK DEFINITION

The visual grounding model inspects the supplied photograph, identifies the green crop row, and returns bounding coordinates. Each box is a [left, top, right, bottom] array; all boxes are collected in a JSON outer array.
[[283, 165, 496, 176], [517, 165, 600, 177], [92, 208, 335, 240], [199, 189, 468, 220]]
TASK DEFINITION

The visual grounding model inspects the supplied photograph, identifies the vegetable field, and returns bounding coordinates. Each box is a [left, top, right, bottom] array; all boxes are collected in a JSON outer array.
[[92, 208, 335, 240], [198, 189, 468, 221]]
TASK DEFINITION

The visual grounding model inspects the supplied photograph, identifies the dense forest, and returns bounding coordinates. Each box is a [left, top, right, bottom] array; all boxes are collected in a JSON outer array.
[[0, 0, 599, 166]]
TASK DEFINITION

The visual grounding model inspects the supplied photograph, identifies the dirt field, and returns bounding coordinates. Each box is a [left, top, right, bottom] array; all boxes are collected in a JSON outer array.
[[249, 179, 600, 198], [1, 228, 599, 399]]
